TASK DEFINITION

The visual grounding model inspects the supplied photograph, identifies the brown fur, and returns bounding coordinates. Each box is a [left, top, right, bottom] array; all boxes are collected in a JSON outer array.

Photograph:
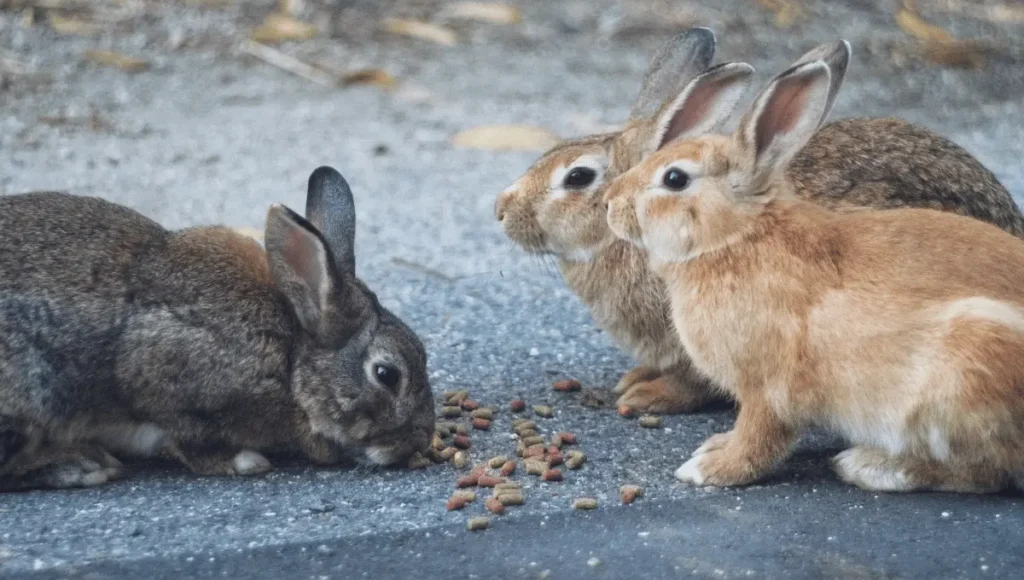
[[495, 39, 1023, 415], [604, 59, 1024, 492]]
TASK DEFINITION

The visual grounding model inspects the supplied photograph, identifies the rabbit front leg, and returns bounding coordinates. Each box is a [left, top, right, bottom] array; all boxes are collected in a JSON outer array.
[[616, 361, 726, 414], [1, 441, 123, 491], [675, 395, 796, 487], [169, 444, 272, 477]]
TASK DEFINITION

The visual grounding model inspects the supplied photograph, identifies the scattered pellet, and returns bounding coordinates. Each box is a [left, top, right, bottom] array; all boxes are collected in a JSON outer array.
[[446, 390, 469, 405], [494, 482, 522, 492], [469, 465, 486, 479], [469, 408, 493, 420], [521, 435, 544, 447], [524, 445, 546, 459], [573, 498, 598, 510], [547, 451, 564, 467], [515, 441, 526, 457], [471, 418, 491, 431], [565, 451, 587, 470], [438, 422, 458, 434], [639, 415, 662, 428], [426, 448, 445, 463], [617, 404, 635, 418], [541, 469, 563, 482], [447, 495, 470, 511], [510, 400, 527, 412], [556, 432, 577, 445], [478, 475, 504, 488], [512, 420, 536, 432], [496, 493, 524, 506], [552, 378, 582, 392], [499, 460, 517, 477], [516, 428, 538, 439], [408, 453, 432, 469], [431, 435, 445, 450], [488, 455, 509, 469], [453, 434, 472, 449], [620, 484, 644, 505], [485, 497, 506, 515], [453, 451, 471, 469], [454, 424, 468, 436], [439, 447, 458, 461], [460, 399, 479, 411], [549, 434, 563, 449], [466, 516, 491, 531], [456, 475, 478, 488], [533, 405, 554, 418], [441, 406, 463, 418], [525, 459, 548, 475]]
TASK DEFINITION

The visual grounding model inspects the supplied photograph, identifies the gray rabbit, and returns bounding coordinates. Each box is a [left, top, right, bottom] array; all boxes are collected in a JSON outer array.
[[0, 166, 435, 491]]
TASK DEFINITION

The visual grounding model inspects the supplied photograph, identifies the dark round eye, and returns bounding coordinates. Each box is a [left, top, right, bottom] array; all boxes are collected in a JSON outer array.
[[563, 167, 597, 189], [663, 168, 691, 191], [374, 363, 401, 390]]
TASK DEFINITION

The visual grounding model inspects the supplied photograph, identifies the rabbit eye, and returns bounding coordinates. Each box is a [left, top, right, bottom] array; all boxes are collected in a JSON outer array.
[[373, 363, 401, 391], [563, 167, 597, 189], [663, 168, 691, 191]]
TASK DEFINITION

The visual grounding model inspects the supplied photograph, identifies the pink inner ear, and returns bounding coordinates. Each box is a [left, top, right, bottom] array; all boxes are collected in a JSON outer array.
[[283, 227, 323, 293], [660, 77, 731, 149], [754, 75, 814, 156]]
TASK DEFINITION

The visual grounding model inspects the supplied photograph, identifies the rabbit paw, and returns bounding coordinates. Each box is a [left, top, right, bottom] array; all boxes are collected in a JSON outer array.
[[617, 376, 715, 414], [613, 366, 661, 394], [232, 450, 272, 475], [10, 445, 124, 490], [675, 431, 766, 487], [172, 445, 273, 476], [833, 447, 913, 492]]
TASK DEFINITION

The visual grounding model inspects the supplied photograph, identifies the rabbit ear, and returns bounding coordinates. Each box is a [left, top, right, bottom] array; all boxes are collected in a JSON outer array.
[[789, 40, 851, 128], [265, 204, 372, 344], [629, 27, 717, 120], [734, 61, 832, 192], [305, 166, 356, 275], [649, 62, 755, 151]]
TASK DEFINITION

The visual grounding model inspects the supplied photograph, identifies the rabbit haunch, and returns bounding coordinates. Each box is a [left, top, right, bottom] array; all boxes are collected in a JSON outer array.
[[0, 166, 433, 491], [604, 49, 1024, 493]]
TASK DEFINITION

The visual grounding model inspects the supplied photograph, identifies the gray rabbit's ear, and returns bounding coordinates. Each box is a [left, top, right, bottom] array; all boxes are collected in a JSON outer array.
[[629, 27, 717, 120], [649, 62, 755, 152], [305, 166, 356, 275], [790, 40, 851, 128], [265, 204, 369, 344]]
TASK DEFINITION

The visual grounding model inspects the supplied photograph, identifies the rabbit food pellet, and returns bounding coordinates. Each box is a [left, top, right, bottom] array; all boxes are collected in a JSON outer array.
[[469, 408, 493, 420], [620, 485, 644, 505], [524, 459, 547, 475], [510, 400, 527, 412], [547, 450, 564, 467], [533, 405, 554, 418], [541, 469, 563, 482], [552, 378, 582, 392], [441, 406, 463, 418], [477, 475, 504, 488], [456, 475, 478, 488], [460, 399, 479, 411], [521, 435, 544, 447], [639, 415, 662, 428], [447, 490, 477, 510], [499, 460, 517, 477], [453, 435, 472, 449], [488, 455, 509, 469], [516, 428, 538, 439], [565, 451, 587, 470], [573, 498, 598, 510], [496, 493, 524, 506], [471, 418, 491, 430], [408, 453, 432, 469], [556, 432, 577, 445], [439, 447, 458, 461], [485, 497, 505, 515], [453, 450, 470, 469], [443, 390, 468, 404], [466, 516, 491, 531], [454, 424, 468, 436]]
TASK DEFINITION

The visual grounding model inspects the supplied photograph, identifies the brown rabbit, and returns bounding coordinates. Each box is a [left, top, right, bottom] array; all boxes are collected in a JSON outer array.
[[604, 53, 1024, 493], [495, 30, 1024, 415]]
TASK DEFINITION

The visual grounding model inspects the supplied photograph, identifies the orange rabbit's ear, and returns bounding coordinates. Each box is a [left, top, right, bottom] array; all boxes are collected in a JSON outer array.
[[629, 27, 717, 120], [734, 61, 832, 192], [649, 62, 755, 152]]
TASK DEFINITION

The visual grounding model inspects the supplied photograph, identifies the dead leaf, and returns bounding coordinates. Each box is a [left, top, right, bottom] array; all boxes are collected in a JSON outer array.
[[231, 227, 264, 243], [895, 7, 953, 42], [340, 68, 397, 90], [930, 0, 1024, 23], [451, 125, 560, 152], [446, 2, 521, 25], [83, 50, 150, 73], [920, 39, 989, 69], [384, 18, 458, 46], [47, 12, 100, 36], [754, 0, 803, 29], [250, 13, 317, 44]]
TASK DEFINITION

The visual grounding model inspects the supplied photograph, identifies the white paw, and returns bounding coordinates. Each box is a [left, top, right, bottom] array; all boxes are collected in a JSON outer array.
[[232, 450, 272, 475], [674, 456, 706, 485], [833, 448, 911, 492]]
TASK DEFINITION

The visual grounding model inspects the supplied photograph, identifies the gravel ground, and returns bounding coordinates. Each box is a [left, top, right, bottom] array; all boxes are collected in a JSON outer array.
[[1, 0, 1023, 577]]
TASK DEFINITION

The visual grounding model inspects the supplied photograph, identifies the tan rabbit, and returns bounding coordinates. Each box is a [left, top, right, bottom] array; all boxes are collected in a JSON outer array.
[[604, 53, 1024, 493], [495, 31, 1024, 415]]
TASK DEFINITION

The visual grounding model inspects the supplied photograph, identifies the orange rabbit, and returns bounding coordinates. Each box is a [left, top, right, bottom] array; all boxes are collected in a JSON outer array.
[[604, 47, 1024, 492]]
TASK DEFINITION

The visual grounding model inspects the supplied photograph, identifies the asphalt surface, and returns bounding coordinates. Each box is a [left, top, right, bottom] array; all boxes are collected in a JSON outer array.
[[1, 1, 1024, 578]]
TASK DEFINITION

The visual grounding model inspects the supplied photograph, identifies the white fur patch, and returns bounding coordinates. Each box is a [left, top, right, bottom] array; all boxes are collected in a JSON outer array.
[[365, 445, 397, 466], [99, 423, 166, 457], [232, 450, 271, 475], [674, 456, 706, 485], [833, 448, 912, 491]]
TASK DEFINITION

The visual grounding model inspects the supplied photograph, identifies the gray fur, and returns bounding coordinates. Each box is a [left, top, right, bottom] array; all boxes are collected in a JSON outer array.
[[629, 27, 717, 120], [0, 167, 434, 491]]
